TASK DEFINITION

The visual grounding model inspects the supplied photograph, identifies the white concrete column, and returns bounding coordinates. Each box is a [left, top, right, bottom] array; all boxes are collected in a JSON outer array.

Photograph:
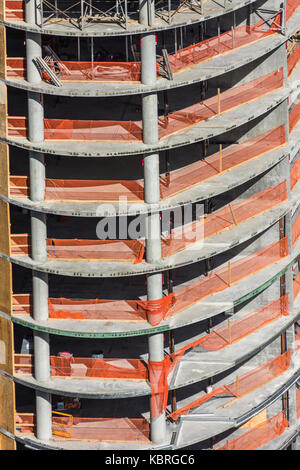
[[140, 0, 166, 445]]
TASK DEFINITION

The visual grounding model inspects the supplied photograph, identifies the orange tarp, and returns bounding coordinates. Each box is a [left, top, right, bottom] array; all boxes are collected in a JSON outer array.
[[168, 350, 291, 421], [9, 125, 286, 203], [7, 69, 283, 142], [217, 411, 289, 450]]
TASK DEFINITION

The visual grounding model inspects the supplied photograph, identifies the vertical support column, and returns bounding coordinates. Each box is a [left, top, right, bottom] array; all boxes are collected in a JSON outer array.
[[25, 1, 51, 441], [140, 0, 166, 445]]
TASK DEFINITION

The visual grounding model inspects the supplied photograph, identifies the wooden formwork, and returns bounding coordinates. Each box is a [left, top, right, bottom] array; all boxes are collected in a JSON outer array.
[[0, 24, 6, 80], [0, 258, 12, 316], [0, 375, 16, 436], [0, 432, 16, 450], [0, 0, 4, 22]]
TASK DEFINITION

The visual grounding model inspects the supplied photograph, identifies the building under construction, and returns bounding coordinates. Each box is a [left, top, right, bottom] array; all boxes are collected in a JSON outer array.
[[0, 0, 299, 451]]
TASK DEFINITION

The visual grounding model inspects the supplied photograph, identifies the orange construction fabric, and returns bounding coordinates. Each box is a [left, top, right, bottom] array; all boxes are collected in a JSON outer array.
[[5, 1, 24, 20], [162, 182, 287, 258], [12, 238, 288, 326], [293, 212, 300, 246], [290, 158, 300, 190], [9, 126, 286, 203], [6, 58, 25, 78], [6, 15, 280, 82], [168, 19, 279, 74], [45, 60, 142, 82], [294, 269, 300, 300], [7, 69, 283, 142], [168, 350, 291, 421], [289, 101, 300, 132], [148, 295, 288, 417], [50, 356, 147, 380], [46, 238, 145, 263], [165, 237, 289, 321], [158, 69, 283, 139], [48, 298, 148, 321], [288, 45, 300, 77], [16, 413, 150, 442], [287, 0, 300, 20], [160, 125, 286, 200], [217, 411, 289, 450]]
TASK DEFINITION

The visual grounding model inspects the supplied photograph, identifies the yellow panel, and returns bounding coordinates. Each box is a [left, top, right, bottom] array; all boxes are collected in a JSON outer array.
[[0, 432, 16, 450], [0, 199, 10, 257], [0, 25, 6, 79], [241, 409, 267, 429], [0, 316, 14, 375], [0, 258, 12, 316], [0, 141, 9, 197], [0, 375, 15, 434]]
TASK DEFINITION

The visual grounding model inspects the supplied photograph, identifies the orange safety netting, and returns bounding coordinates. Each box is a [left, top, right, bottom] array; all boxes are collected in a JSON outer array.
[[50, 356, 147, 380], [7, 117, 143, 142], [289, 101, 300, 132], [168, 350, 291, 421], [45, 60, 142, 82], [12, 238, 289, 326], [4, 0, 24, 20], [290, 158, 300, 190], [162, 181, 287, 258], [9, 175, 145, 202], [288, 45, 300, 77], [7, 69, 283, 142], [14, 354, 148, 380], [294, 269, 300, 300], [217, 411, 289, 450], [8, 125, 286, 203], [10, 235, 145, 264], [149, 295, 288, 417], [168, 18, 280, 74], [293, 212, 300, 246], [5, 18, 279, 82], [46, 238, 145, 263], [287, 0, 300, 20], [158, 69, 283, 139], [16, 413, 150, 442]]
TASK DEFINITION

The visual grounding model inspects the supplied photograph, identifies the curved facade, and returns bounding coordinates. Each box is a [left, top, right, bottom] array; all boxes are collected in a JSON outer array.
[[0, 0, 299, 451]]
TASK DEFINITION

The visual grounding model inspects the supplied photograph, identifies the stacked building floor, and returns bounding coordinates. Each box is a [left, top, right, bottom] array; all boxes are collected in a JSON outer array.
[[0, 0, 300, 451]]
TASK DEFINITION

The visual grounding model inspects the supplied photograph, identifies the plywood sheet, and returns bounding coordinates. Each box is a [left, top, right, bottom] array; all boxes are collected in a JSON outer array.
[[0, 432, 16, 450], [0, 258, 12, 316], [0, 375, 15, 434], [0, 25, 6, 79], [0, 199, 10, 256], [0, 141, 9, 197], [0, 82, 7, 138], [0, 316, 14, 375], [0, 1, 4, 22]]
